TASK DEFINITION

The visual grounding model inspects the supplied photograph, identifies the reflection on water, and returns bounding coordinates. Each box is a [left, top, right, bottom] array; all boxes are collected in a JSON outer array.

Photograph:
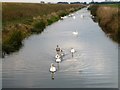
[[51, 73, 55, 80], [3, 8, 118, 88]]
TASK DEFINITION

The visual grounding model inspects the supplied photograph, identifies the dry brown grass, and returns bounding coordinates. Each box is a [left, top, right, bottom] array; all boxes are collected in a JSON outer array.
[[97, 6, 119, 41], [89, 5, 120, 43], [2, 3, 83, 25]]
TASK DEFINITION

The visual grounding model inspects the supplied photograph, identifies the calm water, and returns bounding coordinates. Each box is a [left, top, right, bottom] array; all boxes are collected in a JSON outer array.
[[2, 8, 118, 88]]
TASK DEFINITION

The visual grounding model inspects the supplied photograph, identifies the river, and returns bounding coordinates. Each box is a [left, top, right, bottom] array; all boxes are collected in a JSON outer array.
[[2, 8, 118, 88]]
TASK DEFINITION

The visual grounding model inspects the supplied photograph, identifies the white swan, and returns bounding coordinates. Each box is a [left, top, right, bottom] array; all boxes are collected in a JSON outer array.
[[64, 16, 68, 19], [71, 14, 74, 16], [71, 48, 75, 53], [60, 50, 65, 57], [61, 16, 67, 20], [71, 48, 75, 57], [81, 15, 84, 18], [72, 31, 78, 35], [91, 15, 94, 18], [73, 16, 76, 19], [50, 63, 56, 73], [55, 54, 61, 59], [68, 14, 71, 17], [55, 58, 61, 63], [68, 14, 74, 17], [61, 53, 65, 57]]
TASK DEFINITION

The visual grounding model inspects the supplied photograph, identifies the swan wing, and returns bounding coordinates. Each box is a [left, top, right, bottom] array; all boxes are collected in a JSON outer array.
[[50, 67, 56, 72], [56, 58, 61, 63]]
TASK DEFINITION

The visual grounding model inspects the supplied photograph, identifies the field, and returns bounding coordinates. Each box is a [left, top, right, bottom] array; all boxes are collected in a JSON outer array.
[[2, 3, 85, 56], [88, 4, 120, 43], [3, 3, 84, 25]]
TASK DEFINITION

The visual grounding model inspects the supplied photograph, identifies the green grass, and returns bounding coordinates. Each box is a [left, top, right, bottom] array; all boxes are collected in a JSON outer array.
[[3, 29, 24, 54], [101, 4, 120, 8]]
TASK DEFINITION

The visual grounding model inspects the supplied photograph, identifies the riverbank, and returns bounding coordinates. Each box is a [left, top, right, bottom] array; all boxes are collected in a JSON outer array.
[[88, 4, 120, 43], [2, 3, 85, 56]]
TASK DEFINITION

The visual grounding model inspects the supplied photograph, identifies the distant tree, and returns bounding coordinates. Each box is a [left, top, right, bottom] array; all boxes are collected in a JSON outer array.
[[70, 2, 80, 4], [83, 2, 87, 4], [40, 1, 45, 4], [57, 2, 69, 4]]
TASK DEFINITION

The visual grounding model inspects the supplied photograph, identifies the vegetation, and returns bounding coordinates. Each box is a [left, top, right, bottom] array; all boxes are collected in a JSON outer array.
[[2, 3, 85, 56], [88, 4, 120, 43], [0, 2, 2, 58], [2, 3, 84, 25]]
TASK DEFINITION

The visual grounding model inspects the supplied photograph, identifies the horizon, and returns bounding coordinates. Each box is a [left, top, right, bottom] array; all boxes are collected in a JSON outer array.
[[2, 0, 120, 3]]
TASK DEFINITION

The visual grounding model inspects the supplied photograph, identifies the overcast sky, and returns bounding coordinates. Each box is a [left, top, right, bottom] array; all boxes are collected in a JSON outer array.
[[2, 0, 119, 3]]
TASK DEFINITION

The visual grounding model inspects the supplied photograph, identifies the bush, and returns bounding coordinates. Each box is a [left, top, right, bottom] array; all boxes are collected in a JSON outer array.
[[2, 29, 24, 54], [32, 20, 46, 33], [47, 16, 59, 25], [88, 5, 99, 16]]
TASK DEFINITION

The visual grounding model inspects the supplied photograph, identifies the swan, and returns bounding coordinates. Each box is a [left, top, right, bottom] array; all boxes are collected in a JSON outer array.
[[61, 17, 63, 19], [64, 16, 67, 19], [60, 50, 65, 57], [71, 48, 75, 57], [91, 15, 94, 18], [56, 45, 61, 54], [61, 16, 67, 20], [50, 63, 57, 73], [71, 48, 75, 53], [61, 53, 65, 57], [68, 14, 74, 17], [72, 31, 78, 35], [68, 14, 71, 17], [55, 58, 61, 63], [81, 15, 84, 18], [55, 54, 61, 59], [71, 14, 74, 16], [73, 16, 76, 19]]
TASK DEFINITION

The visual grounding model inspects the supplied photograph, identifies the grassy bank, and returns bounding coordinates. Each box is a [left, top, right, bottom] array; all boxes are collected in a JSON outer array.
[[88, 4, 120, 43], [2, 3, 85, 55]]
